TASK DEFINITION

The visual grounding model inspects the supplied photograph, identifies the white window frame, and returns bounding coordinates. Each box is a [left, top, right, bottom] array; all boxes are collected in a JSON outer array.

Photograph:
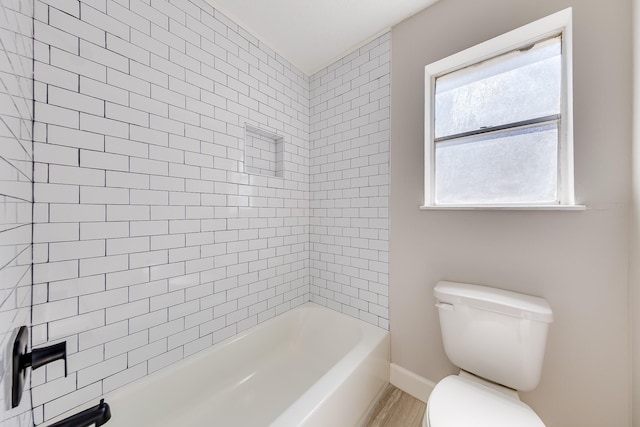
[[422, 8, 584, 210]]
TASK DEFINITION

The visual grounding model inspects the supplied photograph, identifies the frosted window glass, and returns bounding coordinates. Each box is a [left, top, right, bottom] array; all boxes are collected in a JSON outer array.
[[435, 36, 561, 139], [434, 124, 558, 204]]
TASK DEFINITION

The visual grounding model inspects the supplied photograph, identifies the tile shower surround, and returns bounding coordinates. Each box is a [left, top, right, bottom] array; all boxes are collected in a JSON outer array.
[[0, 0, 34, 426], [5, 0, 391, 423], [309, 34, 390, 329]]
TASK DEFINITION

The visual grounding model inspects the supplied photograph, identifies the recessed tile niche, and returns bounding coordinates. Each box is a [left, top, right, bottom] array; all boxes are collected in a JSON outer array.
[[244, 125, 283, 177]]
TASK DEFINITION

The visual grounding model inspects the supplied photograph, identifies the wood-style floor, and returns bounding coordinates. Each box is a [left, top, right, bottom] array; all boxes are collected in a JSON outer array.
[[364, 385, 426, 427]]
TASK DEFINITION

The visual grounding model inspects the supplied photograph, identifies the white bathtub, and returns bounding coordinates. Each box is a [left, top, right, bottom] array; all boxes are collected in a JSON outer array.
[[47, 303, 390, 426]]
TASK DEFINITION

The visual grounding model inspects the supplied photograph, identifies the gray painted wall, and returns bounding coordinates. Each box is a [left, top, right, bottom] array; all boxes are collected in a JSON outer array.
[[390, 1, 632, 426], [632, 0, 640, 425]]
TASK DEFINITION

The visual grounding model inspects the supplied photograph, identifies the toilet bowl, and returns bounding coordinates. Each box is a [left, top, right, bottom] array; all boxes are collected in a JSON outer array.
[[425, 281, 553, 427], [423, 372, 544, 427]]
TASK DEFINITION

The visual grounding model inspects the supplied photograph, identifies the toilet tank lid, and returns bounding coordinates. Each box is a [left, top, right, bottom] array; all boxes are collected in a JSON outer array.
[[434, 281, 553, 323]]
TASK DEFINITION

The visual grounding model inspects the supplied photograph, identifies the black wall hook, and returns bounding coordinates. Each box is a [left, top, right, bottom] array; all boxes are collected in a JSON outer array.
[[23, 341, 67, 375], [12, 326, 68, 408]]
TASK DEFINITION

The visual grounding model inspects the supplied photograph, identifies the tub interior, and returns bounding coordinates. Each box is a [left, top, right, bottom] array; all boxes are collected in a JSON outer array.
[[106, 305, 366, 426]]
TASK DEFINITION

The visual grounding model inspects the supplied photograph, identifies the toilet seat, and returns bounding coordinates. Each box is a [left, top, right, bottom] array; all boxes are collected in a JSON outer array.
[[425, 375, 545, 427]]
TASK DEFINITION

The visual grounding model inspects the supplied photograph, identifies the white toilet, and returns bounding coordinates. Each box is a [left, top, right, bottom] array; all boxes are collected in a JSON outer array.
[[424, 281, 553, 427]]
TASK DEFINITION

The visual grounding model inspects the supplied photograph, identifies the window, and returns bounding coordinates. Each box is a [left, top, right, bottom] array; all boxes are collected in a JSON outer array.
[[423, 8, 580, 209]]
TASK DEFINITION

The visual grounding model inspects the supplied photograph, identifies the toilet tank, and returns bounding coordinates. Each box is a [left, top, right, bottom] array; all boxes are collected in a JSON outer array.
[[434, 281, 553, 391]]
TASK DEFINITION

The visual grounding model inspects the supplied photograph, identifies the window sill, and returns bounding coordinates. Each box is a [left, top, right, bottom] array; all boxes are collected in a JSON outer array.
[[419, 204, 587, 211]]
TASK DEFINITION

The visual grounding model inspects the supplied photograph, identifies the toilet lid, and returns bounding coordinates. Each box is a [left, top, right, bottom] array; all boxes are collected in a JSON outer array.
[[428, 375, 545, 427]]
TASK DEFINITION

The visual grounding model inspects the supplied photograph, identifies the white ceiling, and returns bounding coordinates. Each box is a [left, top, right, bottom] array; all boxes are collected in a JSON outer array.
[[207, 0, 439, 75]]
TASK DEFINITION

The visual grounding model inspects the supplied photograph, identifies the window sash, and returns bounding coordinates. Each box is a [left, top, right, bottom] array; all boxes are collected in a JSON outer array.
[[434, 122, 561, 204], [434, 114, 560, 144], [433, 35, 562, 140]]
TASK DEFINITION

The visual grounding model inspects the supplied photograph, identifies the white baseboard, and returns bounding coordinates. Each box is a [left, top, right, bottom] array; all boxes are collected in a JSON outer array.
[[390, 363, 436, 403]]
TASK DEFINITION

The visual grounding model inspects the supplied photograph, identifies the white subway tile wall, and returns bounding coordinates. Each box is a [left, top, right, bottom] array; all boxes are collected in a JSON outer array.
[[31, 0, 311, 422], [309, 34, 391, 329], [0, 0, 34, 426], [26, 0, 390, 422]]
